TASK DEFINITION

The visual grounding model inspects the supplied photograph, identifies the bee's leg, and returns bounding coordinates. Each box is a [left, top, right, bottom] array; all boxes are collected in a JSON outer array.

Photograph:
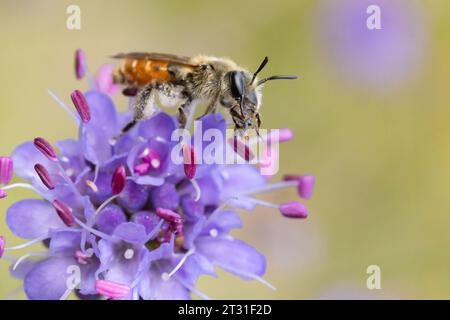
[[113, 83, 155, 142], [122, 86, 139, 97], [196, 95, 219, 122], [255, 112, 262, 138], [196, 97, 218, 120], [178, 99, 192, 129], [229, 106, 245, 136]]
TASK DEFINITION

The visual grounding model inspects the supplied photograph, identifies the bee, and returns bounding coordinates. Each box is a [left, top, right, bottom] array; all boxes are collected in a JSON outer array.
[[112, 52, 298, 136]]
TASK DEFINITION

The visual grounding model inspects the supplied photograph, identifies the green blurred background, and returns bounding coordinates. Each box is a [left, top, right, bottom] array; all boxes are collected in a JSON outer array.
[[1, 0, 449, 299]]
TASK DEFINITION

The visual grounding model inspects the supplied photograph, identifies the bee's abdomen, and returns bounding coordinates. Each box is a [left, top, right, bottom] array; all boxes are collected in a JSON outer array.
[[113, 58, 174, 87]]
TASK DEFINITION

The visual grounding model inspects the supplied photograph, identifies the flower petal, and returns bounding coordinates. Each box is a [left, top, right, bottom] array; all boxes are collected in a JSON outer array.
[[113, 222, 148, 245], [138, 112, 178, 142], [7, 199, 65, 239], [24, 257, 75, 300], [11, 142, 57, 183], [95, 204, 127, 235], [56, 139, 86, 178], [116, 181, 149, 212], [196, 238, 266, 280], [138, 267, 191, 300], [220, 165, 266, 210], [177, 253, 217, 286], [78, 91, 118, 165], [204, 210, 242, 235], [49, 230, 82, 255], [95, 64, 119, 96]]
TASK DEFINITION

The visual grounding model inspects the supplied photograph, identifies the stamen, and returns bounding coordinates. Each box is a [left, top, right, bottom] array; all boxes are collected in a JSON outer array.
[[0, 235, 4, 258], [247, 274, 277, 291], [269, 128, 293, 143], [89, 194, 119, 224], [1, 182, 40, 193], [239, 196, 308, 218], [74, 49, 96, 89], [155, 208, 182, 224], [249, 128, 294, 146], [0, 156, 13, 185], [5, 235, 49, 251], [47, 90, 80, 125], [172, 274, 211, 300], [182, 144, 196, 180], [34, 164, 55, 190], [34, 137, 58, 162], [283, 174, 315, 200], [85, 179, 98, 192], [124, 248, 135, 260], [229, 137, 255, 161], [70, 90, 91, 123], [95, 280, 131, 299], [111, 165, 126, 195], [59, 288, 73, 301], [75, 49, 86, 80], [161, 247, 195, 281], [190, 178, 201, 202], [52, 200, 75, 227], [56, 161, 83, 199], [146, 219, 164, 242], [279, 201, 308, 218], [74, 217, 116, 242], [243, 197, 279, 209], [13, 251, 50, 271], [242, 180, 297, 196]]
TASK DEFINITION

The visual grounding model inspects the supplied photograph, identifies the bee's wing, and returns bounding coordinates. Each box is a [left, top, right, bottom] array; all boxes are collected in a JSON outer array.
[[111, 52, 197, 67]]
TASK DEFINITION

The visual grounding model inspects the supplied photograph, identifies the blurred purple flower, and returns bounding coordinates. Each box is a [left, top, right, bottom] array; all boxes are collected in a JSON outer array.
[[0, 50, 314, 300], [317, 0, 427, 91]]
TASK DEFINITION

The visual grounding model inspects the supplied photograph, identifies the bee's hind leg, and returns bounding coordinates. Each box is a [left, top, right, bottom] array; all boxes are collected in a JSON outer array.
[[111, 83, 155, 144], [178, 99, 192, 129]]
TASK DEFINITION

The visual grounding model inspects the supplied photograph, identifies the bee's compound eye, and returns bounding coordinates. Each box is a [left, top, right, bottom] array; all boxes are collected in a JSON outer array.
[[245, 90, 258, 106], [229, 71, 245, 99]]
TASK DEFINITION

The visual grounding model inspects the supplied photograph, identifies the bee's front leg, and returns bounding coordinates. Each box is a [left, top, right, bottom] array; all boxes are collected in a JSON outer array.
[[196, 94, 220, 121]]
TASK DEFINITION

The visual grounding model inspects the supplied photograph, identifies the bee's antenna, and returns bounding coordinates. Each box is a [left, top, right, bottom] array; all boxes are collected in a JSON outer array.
[[250, 56, 269, 85], [257, 75, 299, 86]]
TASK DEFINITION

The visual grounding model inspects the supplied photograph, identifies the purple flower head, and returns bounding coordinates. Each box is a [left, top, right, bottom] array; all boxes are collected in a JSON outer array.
[[0, 50, 315, 300]]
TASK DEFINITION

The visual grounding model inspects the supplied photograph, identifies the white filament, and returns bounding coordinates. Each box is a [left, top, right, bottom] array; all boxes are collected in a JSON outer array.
[[190, 178, 201, 202], [74, 217, 115, 242], [47, 90, 80, 125], [242, 180, 297, 196], [5, 235, 49, 251], [161, 248, 196, 281], [13, 251, 50, 271]]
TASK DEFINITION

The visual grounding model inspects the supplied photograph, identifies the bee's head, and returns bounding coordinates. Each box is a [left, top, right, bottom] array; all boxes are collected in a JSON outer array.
[[226, 56, 298, 129], [228, 70, 259, 109]]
